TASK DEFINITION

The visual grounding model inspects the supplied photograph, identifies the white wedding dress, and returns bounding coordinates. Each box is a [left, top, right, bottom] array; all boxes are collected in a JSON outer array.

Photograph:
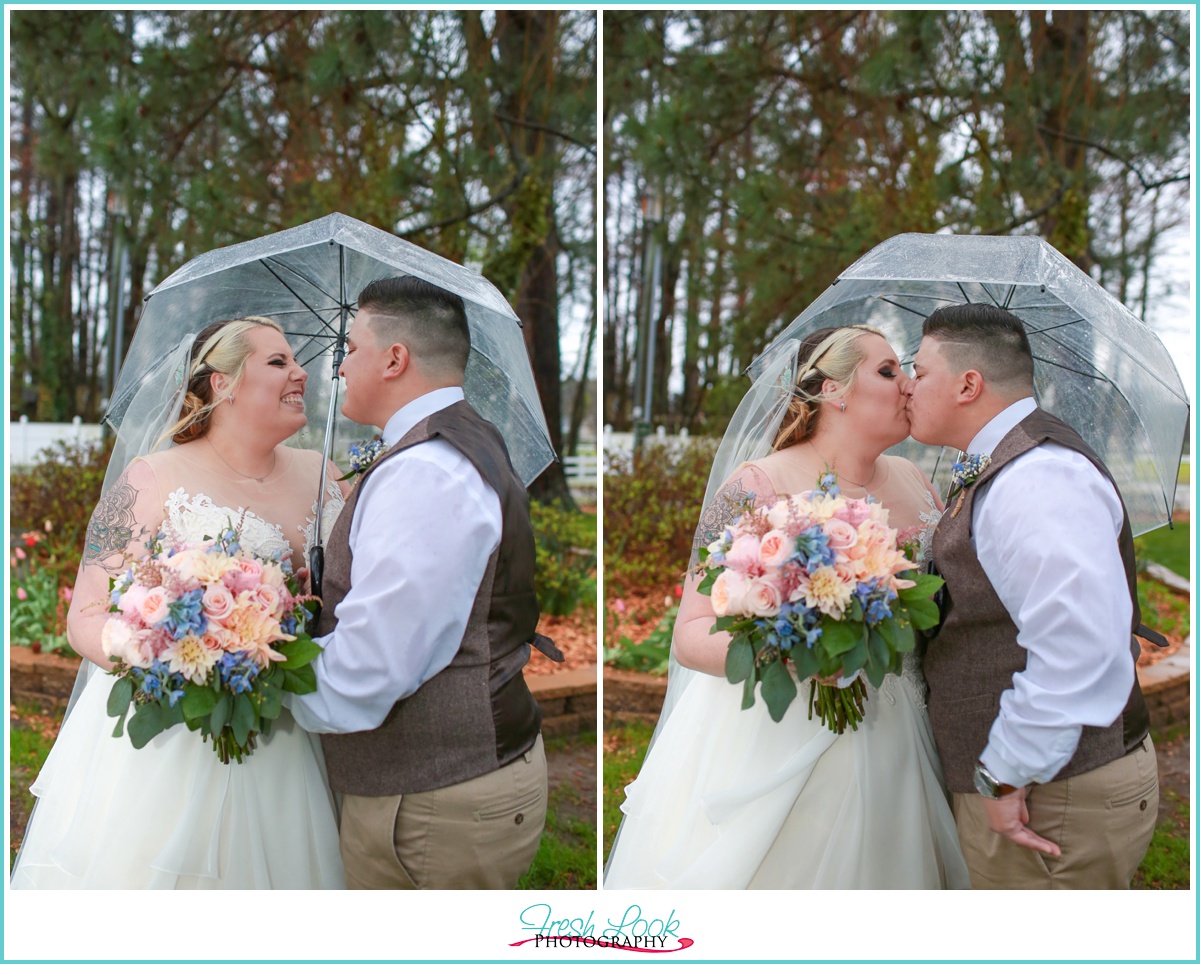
[[604, 456, 972, 889], [11, 488, 346, 889]]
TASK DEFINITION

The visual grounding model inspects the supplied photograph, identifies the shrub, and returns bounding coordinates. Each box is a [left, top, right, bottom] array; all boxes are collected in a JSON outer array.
[[603, 438, 719, 595], [603, 604, 676, 676], [530, 501, 597, 618], [10, 436, 114, 582]]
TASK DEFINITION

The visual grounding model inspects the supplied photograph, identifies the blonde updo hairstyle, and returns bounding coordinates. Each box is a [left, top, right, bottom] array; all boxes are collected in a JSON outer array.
[[772, 324, 885, 451], [160, 316, 285, 446]]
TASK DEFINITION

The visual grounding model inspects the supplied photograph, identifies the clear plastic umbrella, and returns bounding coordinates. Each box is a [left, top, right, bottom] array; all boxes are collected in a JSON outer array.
[[753, 233, 1189, 535], [107, 213, 556, 587]]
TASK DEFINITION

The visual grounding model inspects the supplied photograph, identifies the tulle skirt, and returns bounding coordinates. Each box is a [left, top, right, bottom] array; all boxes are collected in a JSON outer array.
[[605, 669, 971, 889], [11, 667, 344, 889]]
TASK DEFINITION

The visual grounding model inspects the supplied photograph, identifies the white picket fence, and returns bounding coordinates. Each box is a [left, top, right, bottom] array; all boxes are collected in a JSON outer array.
[[564, 451, 597, 500], [10, 417, 104, 468]]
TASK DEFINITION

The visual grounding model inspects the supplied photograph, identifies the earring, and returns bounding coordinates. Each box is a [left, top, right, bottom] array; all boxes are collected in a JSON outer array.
[[228, 395, 235, 405], [840, 401, 846, 413]]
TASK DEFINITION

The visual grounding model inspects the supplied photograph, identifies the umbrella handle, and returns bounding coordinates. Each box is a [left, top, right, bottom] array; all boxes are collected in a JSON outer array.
[[308, 545, 324, 620]]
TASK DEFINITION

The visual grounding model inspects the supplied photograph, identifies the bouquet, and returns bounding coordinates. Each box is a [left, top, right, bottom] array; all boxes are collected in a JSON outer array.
[[101, 522, 322, 763], [697, 474, 942, 733]]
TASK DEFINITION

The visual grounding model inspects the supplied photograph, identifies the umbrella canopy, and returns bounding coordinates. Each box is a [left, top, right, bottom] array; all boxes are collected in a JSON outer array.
[[107, 213, 556, 487], [755, 233, 1189, 535]]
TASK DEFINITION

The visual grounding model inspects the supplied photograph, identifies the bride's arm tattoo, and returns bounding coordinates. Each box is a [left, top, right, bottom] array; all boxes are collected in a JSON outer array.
[[690, 477, 751, 563], [82, 477, 143, 572]]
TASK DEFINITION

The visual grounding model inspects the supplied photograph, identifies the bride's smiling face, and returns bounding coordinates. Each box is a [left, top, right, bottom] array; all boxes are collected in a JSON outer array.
[[839, 334, 911, 446], [224, 327, 308, 439]]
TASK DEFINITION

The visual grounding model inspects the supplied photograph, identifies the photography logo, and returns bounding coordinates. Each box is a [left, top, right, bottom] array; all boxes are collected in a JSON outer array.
[[511, 904, 694, 952]]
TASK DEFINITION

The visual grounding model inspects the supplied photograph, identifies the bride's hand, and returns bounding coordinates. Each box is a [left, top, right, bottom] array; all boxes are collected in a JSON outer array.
[[295, 567, 312, 595]]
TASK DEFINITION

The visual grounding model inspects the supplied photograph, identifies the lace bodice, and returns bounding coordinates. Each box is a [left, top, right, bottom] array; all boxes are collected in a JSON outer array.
[[163, 489, 293, 560], [301, 482, 346, 558]]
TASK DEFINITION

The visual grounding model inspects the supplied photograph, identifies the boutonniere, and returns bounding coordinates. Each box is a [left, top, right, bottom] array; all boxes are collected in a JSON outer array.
[[949, 453, 991, 518], [339, 436, 386, 482]]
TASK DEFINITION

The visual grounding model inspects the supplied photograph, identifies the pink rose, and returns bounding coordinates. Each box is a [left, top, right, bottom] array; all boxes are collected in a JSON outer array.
[[118, 584, 149, 620], [758, 529, 792, 569], [710, 569, 749, 616], [744, 576, 783, 617], [223, 557, 263, 593], [253, 584, 281, 615], [724, 534, 763, 576], [202, 584, 236, 623], [140, 586, 171, 625], [824, 518, 859, 552]]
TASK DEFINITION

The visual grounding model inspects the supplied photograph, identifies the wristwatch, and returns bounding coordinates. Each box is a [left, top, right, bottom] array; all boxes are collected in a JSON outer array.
[[973, 762, 1019, 799]]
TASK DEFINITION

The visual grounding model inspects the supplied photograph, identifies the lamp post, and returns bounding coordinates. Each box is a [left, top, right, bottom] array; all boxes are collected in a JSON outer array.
[[633, 186, 663, 452]]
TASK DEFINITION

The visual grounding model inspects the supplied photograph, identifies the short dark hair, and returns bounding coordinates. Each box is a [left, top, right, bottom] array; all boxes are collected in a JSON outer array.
[[356, 276, 471, 377], [922, 303, 1034, 393]]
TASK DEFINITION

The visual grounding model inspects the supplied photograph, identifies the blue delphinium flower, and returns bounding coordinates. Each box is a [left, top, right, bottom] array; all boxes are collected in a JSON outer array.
[[163, 588, 207, 640], [793, 525, 836, 573], [217, 651, 260, 695]]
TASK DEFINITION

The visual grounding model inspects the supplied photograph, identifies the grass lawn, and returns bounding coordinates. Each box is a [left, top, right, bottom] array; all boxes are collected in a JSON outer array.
[[1134, 519, 1191, 579], [601, 719, 655, 864], [519, 729, 598, 890], [10, 703, 598, 888]]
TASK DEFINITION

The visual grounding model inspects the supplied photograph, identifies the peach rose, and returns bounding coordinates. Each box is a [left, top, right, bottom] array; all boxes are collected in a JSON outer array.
[[140, 586, 171, 625], [202, 583, 236, 623], [710, 569, 749, 616], [758, 529, 792, 569], [744, 576, 784, 617]]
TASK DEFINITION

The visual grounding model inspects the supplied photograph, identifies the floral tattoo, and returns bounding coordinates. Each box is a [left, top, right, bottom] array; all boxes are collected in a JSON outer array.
[[82, 476, 142, 571], [690, 476, 753, 566]]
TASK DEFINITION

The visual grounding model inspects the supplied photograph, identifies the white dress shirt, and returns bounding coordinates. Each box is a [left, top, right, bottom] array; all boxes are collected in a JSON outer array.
[[290, 387, 503, 734], [967, 397, 1134, 787]]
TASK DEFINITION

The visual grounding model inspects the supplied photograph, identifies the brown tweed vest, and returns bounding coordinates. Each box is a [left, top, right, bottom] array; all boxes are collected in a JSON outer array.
[[316, 400, 549, 796], [925, 408, 1151, 794]]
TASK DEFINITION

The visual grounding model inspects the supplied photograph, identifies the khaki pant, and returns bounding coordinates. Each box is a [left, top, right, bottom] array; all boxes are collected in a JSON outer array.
[[337, 734, 547, 889], [952, 737, 1159, 889]]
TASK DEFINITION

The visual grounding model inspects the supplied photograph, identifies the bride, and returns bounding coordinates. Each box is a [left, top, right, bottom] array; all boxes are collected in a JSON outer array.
[[604, 324, 971, 889], [11, 316, 346, 889]]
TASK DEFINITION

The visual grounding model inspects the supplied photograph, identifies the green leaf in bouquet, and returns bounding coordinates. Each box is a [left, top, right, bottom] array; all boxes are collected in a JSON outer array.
[[283, 665, 318, 695], [760, 658, 797, 722], [182, 685, 219, 722], [184, 715, 204, 732], [890, 613, 917, 652], [231, 693, 256, 747], [842, 633, 869, 676], [848, 597, 864, 622], [106, 675, 134, 718], [127, 703, 165, 749], [865, 629, 891, 688], [210, 692, 232, 735], [111, 709, 129, 739], [820, 619, 861, 657], [713, 614, 752, 634], [258, 676, 285, 720], [904, 596, 940, 631], [725, 636, 755, 683], [696, 568, 718, 596], [276, 635, 323, 670], [741, 673, 757, 711], [874, 616, 897, 650], [161, 698, 185, 730], [789, 643, 818, 681], [898, 572, 944, 601]]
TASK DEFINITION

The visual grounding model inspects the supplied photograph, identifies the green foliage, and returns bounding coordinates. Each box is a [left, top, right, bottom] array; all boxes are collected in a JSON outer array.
[[1134, 521, 1191, 580], [1137, 579, 1190, 640], [603, 438, 720, 594], [602, 720, 655, 863], [1135, 791, 1190, 890], [530, 501, 597, 617], [604, 605, 676, 677], [10, 437, 114, 579], [9, 565, 73, 656], [517, 730, 599, 890]]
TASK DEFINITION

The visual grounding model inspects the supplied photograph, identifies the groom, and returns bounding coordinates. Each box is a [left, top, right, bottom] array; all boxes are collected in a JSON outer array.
[[904, 303, 1161, 889], [290, 275, 560, 889]]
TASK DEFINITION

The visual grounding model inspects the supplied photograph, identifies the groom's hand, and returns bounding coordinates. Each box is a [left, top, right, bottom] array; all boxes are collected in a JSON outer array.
[[981, 788, 1062, 857]]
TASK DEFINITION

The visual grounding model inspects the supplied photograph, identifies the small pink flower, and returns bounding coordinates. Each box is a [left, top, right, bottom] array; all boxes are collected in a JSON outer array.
[[614, 598, 626, 614], [44, 520, 53, 533], [15, 547, 26, 561], [16, 587, 27, 601], [59, 586, 73, 603]]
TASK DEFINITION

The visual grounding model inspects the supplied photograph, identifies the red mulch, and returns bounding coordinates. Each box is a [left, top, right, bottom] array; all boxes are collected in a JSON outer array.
[[607, 584, 681, 648], [525, 610, 597, 675]]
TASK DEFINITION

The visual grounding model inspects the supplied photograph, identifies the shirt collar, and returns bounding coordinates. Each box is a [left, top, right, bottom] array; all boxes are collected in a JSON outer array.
[[968, 396, 1038, 456], [381, 387, 465, 446]]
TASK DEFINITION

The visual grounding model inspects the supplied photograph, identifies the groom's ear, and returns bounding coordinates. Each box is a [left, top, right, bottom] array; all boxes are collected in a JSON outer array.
[[959, 369, 985, 404], [381, 342, 411, 381]]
